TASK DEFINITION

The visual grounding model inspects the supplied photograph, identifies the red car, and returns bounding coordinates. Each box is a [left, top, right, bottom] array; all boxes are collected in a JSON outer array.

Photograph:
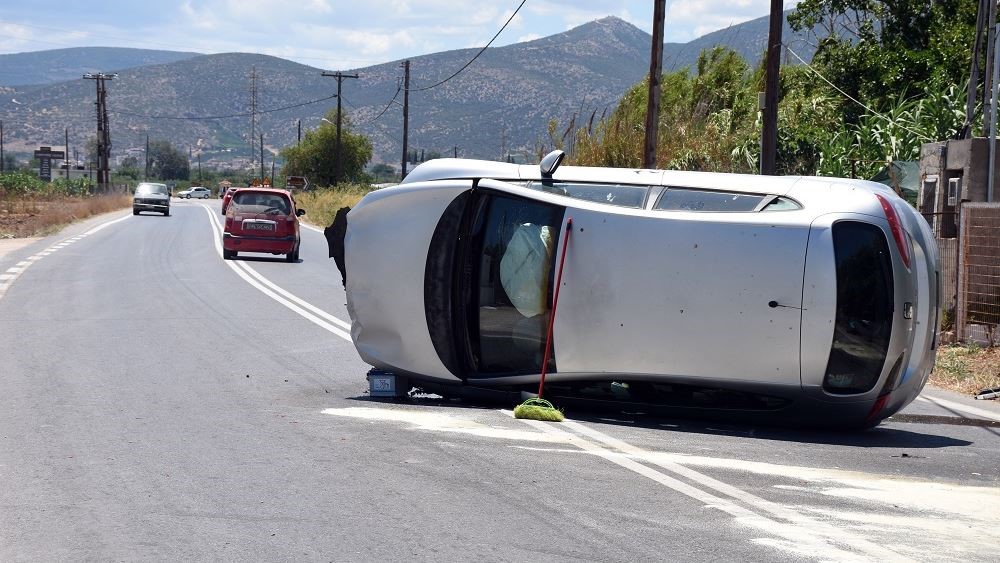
[[222, 188, 304, 262]]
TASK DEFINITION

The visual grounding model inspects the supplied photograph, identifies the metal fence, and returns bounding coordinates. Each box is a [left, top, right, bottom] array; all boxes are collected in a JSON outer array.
[[957, 203, 1000, 346]]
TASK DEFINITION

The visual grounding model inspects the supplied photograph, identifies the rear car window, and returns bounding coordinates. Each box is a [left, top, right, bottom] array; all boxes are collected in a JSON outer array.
[[823, 221, 894, 394], [232, 192, 291, 214]]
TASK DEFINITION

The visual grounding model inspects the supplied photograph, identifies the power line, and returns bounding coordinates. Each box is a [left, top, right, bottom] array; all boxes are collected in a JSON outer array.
[[784, 47, 929, 141], [109, 94, 337, 120], [362, 86, 402, 124], [410, 0, 527, 92]]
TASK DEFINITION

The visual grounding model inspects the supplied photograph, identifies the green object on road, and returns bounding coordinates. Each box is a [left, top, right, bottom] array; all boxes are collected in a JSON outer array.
[[514, 397, 564, 422]]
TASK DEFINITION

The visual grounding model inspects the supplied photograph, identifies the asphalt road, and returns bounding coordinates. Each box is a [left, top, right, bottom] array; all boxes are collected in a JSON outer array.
[[1, 200, 998, 562]]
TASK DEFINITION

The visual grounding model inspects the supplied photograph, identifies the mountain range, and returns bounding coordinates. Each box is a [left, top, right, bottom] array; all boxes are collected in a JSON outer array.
[[0, 13, 816, 168]]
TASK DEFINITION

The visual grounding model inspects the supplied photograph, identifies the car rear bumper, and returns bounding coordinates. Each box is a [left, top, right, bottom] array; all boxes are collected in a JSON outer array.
[[223, 232, 296, 254]]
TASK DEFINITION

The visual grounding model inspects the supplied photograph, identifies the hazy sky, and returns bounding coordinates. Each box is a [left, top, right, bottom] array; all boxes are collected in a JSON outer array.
[[0, 1, 796, 69]]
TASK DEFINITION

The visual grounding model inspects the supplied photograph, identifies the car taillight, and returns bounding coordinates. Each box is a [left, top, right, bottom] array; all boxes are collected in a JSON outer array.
[[875, 194, 910, 269]]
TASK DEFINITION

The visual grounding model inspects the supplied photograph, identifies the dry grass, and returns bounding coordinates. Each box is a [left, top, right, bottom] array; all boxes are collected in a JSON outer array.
[[0, 195, 132, 238], [931, 344, 1000, 395], [295, 185, 373, 228]]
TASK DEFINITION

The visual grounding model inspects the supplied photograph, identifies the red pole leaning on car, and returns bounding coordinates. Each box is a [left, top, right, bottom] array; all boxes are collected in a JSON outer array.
[[537, 217, 573, 398]]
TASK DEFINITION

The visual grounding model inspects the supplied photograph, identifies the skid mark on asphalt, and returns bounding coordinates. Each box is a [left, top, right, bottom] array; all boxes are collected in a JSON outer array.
[[199, 204, 352, 340], [0, 214, 131, 301]]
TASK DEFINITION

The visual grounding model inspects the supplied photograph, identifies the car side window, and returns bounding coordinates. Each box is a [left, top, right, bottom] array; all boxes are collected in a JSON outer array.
[[524, 181, 648, 209], [655, 188, 765, 212]]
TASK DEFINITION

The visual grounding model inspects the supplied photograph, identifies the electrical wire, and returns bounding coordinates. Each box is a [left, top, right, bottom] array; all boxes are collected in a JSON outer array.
[[359, 86, 402, 124], [785, 46, 929, 141], [109, 94, 337, 120], [410, 0, 527, 92]]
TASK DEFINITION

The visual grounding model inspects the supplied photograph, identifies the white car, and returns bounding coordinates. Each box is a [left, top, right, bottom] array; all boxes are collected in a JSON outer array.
[[335, 151, 939, 429], [179, 186, 211, 199]]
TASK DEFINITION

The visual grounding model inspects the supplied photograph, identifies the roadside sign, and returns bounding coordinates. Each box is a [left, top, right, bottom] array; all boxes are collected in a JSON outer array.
[[34, 146, 66, 182]]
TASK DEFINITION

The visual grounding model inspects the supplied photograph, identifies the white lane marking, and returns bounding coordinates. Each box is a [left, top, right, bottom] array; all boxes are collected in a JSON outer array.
[[199, 205, 352, 341], [0, 212, 131, 302], [917, 395, 1000, 422], [510, 415, 908, 562], [558, 419, 913, 561]]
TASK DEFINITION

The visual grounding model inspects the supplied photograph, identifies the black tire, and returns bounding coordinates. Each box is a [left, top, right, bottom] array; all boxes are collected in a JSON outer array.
[[164, 209, 170, 216], [223, 249, 236, 260], [133, 209, 139, 215], [286, 242, 300, 263]]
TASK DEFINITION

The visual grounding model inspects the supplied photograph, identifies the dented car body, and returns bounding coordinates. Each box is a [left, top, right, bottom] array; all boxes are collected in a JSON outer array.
[[340, 153, 939, 428]]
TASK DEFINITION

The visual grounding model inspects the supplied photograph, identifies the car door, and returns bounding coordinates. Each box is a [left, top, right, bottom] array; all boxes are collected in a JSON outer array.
[[552, 198, 809, 386]]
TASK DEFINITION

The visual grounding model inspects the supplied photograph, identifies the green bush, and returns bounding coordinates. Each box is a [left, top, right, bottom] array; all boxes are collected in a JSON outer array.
[[0, 171, 95, 198]]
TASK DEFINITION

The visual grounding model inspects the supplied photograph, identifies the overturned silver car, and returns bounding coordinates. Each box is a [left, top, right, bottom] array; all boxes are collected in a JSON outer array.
[[334, 152, 939, 428]]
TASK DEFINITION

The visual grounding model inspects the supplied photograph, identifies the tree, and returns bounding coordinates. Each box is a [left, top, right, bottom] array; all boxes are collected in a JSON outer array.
[[788, 0, 977, 125], [280, 110, 372, 186], [117, 155, 141, 181], [147, 140, 190, 180], [369, 163, 396, 182]]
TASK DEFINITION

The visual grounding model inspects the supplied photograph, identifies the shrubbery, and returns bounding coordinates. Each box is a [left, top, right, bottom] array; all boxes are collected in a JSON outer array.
[[0, 171, 95, 198]]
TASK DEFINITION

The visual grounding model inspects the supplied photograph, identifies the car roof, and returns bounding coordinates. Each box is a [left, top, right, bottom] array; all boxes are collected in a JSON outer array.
[[232, 188, 291, 197], [402, 158, 809, 196]]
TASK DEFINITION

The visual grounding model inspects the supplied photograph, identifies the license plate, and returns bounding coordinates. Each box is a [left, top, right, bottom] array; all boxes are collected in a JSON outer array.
[[244, 222, 275, 231], [371, 375, 393, 392]]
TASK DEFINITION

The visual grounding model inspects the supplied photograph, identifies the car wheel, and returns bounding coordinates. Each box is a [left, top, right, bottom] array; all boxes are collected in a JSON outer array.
[[223, 249, 236, 260], [133, 209, 139, 215], [164, 209, 170, 216]]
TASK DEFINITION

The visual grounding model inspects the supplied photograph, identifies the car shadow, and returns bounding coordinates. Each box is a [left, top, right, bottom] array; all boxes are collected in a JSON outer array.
[[343, 392, 974, 449]]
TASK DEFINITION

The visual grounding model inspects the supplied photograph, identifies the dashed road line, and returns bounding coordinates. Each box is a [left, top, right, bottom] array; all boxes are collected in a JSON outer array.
[[0, 213, 132, 301]]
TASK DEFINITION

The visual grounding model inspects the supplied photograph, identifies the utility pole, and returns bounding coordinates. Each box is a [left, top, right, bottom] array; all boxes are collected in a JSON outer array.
[[760, 0, 783, 175], [985, 0, 998, 136], [259, 133, 265, 182], [83, 72, 116, 192], [453, 145, 458, 158], [961, 0, 990, 139], [297, 119, 301, 145], [198, 153, 202, 182], [249, 66, 258, 176], [145, 134, 150, 180], [1, 120, 5, 173], [321, 71, 359, 186], [64, 127, 69, 175], [643, 0, 666, 169], [401, 60, 410, 180]]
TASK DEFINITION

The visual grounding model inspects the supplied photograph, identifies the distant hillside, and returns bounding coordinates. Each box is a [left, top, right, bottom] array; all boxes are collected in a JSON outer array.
[[0, 14, 818, 166], [0, 47, 200, 87]]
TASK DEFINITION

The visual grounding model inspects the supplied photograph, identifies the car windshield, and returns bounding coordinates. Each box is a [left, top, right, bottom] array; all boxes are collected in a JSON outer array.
[[135, 183, 168, 195], [232, 192, 290, 214]]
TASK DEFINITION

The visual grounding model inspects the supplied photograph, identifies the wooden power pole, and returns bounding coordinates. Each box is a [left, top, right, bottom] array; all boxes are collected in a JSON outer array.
[[400, 60, 410, 180], [643, 0, 666, 169], [83, 72, 116, 191], [321, 71, 359, 186], [760, 0, 783, 175]]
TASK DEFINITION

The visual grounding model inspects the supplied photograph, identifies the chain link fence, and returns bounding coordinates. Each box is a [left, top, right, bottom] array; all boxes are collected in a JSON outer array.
[[957, 203, 1000, 346]]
